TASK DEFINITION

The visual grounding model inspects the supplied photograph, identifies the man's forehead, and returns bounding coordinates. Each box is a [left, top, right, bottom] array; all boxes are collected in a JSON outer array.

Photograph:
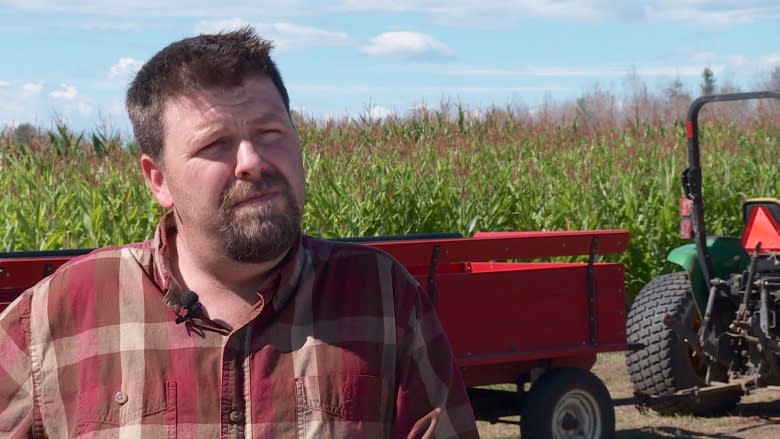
[[163, 90, 224, 116], [162, 79, 281, 121], [161, 96, 232, 135]]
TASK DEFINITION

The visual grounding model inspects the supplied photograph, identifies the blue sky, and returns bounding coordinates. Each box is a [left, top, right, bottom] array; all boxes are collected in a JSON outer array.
[[1, 1, 779, 136]]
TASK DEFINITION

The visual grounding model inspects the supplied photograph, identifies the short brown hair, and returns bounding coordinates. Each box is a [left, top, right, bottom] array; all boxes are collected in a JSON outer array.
[[126, 26, 290, 161]]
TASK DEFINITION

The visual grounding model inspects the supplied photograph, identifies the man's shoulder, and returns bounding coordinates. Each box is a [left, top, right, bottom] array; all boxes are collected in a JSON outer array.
[[20, 240, 157, 339], [57, 240, 153, 270], [301, 235, 421, 293], [32, 240, 154, 293], [302, 235, 399, 264]]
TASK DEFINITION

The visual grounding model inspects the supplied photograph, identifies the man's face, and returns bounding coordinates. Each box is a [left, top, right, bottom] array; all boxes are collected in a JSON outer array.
[[142, 76, 305, 263]]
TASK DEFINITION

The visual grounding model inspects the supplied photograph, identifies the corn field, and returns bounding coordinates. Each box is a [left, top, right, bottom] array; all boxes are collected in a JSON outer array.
[[2, 102, 780, 302]]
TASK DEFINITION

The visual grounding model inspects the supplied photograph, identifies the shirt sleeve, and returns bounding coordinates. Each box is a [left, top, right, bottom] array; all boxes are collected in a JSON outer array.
[[0, 290, 35, 438], [393, 265, 479, 439]]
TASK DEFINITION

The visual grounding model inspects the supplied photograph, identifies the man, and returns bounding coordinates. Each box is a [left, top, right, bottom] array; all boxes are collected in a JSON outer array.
[[0, 27, 478, 438]]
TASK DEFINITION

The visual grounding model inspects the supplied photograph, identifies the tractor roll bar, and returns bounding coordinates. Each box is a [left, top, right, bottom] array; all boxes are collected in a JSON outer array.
[[684, 90, 780, 292]]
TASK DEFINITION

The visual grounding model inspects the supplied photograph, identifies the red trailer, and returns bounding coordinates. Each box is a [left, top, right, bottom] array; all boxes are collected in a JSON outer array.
[[0, 229, 629, 438]]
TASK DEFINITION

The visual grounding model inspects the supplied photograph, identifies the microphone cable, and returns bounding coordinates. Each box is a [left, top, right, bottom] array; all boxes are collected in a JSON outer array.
[[175, 290, 232, 336]]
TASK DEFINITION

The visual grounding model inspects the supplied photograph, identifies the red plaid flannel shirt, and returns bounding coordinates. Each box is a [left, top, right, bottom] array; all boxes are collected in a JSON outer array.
[[0, 215, 478, 438]]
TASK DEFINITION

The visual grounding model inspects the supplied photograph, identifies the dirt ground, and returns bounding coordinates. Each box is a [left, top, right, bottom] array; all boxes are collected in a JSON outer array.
[[476, 352, 780, 438]]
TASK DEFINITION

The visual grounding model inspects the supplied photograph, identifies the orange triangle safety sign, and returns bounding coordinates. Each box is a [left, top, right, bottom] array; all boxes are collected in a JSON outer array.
[[743, 206, 780, 252]]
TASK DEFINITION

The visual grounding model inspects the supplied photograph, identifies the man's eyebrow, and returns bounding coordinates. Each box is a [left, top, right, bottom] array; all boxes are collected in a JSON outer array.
[[248, 112, 285, 126], [188, 124, 227, 147], [186, 111, 287, 147]]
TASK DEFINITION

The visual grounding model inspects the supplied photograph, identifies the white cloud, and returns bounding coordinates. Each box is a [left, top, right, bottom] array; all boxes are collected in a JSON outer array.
[[338, 0, 780, 28], [688, 51, 720, 64], [522, 67, 618, 77], [0, 24, 34, 32], [687, 52, 748, 69], [366, 105, 392, 119], [444, 63, 726, 79], [50, 84, 78, 100], [632, 65, 714, 77], [254, 22, 350, 51], [3, 0, 780, 29], [76, 100, 94, 117], [22, 82, 43, 95], [69, 21, 140, 31], [0, 81, 105, 132], [105, 99, 128, 118], [644, 1, 776, 27], [0, 80, 9, 87], [760, 54, 780, 67], [361, 32, 454, 61], [0, 85, 47, 129], [195, 17, 249, 33], [446, 68, 516, 77], [109, 57, 144, 80], [416, 85, 574, 93], [0, 1, 311, 18], [465, 109, 486, 121], [338, 0, 601, 26], [411, 102, 434, 112], [196, 19, 350, 51], [290, 84, 387, 94]]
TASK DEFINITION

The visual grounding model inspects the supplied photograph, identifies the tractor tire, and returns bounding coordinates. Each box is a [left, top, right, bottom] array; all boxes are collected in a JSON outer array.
[[521, 367, 615, 439], [625, 271, 741, 415]]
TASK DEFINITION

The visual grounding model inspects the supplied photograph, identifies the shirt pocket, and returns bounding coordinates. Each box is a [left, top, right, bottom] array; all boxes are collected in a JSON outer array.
[[295, 374, 386, 439], [75, 380, 177, 438]]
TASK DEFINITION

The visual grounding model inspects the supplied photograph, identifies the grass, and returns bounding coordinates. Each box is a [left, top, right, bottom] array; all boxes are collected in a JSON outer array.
[[4, 94, 780, 439], [2, 104, 780, 304]]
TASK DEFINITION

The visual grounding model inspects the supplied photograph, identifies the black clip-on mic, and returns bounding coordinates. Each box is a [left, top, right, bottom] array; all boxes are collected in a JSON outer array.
[[176, 290, 203, 324], [175, 290, 232, 335]]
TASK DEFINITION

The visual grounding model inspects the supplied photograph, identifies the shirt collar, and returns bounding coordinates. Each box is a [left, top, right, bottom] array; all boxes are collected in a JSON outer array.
[[151, 211, 305, 314]]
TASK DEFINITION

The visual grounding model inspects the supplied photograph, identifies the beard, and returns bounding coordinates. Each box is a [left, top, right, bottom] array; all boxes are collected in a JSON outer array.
[[217, 171, 302, 264]]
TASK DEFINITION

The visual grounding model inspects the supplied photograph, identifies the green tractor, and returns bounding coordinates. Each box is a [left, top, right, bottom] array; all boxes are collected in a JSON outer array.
[[626, 90, 780, 415]]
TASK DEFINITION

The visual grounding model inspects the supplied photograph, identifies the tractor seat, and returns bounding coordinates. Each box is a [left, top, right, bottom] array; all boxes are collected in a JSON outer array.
[[742, 198, 780, 253]]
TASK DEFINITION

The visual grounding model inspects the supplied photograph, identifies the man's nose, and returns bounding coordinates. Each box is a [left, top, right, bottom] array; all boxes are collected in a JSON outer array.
[[235, 139, 265, 180]]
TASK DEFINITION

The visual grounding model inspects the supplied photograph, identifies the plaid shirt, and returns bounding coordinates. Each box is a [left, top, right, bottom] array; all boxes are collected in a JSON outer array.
[[0, 214, 477, 438]]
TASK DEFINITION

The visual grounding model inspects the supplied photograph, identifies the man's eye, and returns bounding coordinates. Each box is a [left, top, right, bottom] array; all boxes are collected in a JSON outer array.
[[255, 129, 281, 138], [204, 138, 228, 149]]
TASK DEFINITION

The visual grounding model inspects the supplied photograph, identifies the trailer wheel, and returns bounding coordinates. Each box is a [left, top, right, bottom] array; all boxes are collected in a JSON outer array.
[[625, 271, 741, 415], [521, 367, 614, 439]]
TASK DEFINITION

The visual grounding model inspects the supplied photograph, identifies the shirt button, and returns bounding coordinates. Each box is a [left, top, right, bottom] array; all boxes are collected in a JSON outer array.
[[114, 391, 128, 405], [229, 409, 244, 424]]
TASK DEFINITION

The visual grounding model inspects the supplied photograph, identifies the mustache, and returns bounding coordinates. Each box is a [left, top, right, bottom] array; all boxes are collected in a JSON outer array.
[[220, 172, 289, 209]]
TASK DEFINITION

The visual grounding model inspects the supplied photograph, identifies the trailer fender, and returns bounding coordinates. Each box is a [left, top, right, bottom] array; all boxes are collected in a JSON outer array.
[[667, 237, 749, 311]]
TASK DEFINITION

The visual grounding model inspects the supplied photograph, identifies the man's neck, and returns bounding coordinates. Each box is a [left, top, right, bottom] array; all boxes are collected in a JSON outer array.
[[170, 229, 286, 325]]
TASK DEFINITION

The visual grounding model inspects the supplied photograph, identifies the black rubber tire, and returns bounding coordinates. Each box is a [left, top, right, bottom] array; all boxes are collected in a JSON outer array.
[[521, 367, 615, 439], [625, 271, 741, 415]]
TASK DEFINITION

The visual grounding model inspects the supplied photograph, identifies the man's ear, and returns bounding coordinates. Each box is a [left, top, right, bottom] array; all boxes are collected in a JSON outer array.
[[140, 154, 174, 209]]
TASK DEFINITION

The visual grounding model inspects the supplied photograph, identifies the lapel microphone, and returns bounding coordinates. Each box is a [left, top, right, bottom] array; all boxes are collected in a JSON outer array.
[[175, 290, 232, 335], [175, 290, 203, 323]]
